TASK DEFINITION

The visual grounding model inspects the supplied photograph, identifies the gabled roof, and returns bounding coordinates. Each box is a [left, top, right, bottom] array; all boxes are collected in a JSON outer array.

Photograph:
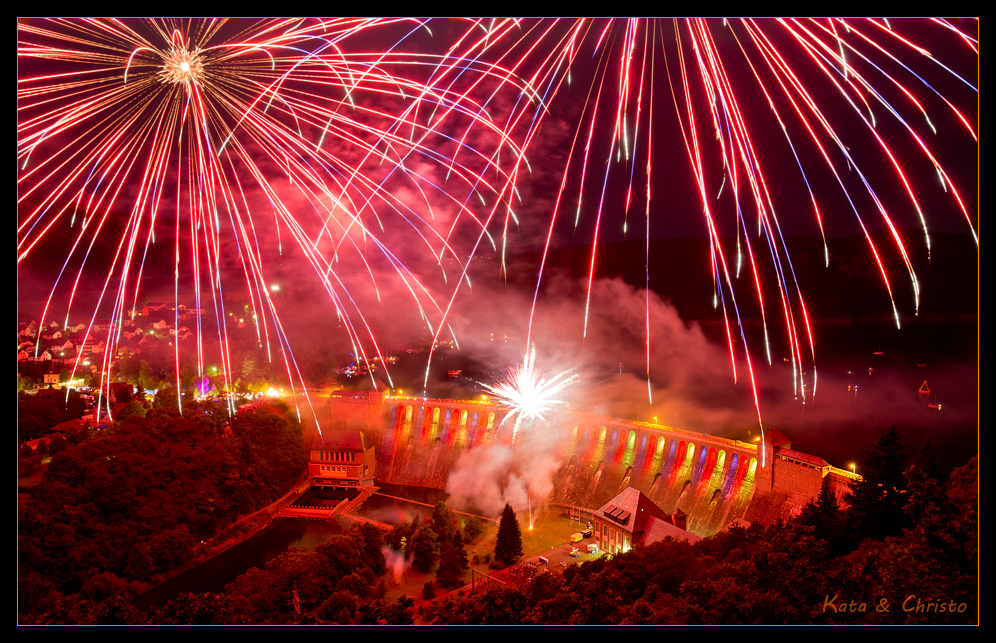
[[595, 487, 670, 535], [638, 515, 701, 545], [765, 428, 791, 449], [52, 419, 85, 433]]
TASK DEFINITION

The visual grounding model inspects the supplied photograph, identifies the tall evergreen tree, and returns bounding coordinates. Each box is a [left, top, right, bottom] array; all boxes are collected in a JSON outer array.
[[848, 425, 908, 540], [436, 531, 463, 587], [797, 476, 849, 555], [799, 476, 839, 528], [430, 501, 453, 538], [453, 529, 469, 573], [494, 503, 523, 565]]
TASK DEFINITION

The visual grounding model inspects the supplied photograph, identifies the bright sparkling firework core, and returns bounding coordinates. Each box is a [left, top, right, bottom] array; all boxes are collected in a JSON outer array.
[[483, 347, 579, 442], [160, 46, 204, 85]]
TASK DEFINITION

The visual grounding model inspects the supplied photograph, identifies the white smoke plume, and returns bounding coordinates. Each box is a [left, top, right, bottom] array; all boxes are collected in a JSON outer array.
[[444, 416, 570, 517], [381, 546, 412, 584]]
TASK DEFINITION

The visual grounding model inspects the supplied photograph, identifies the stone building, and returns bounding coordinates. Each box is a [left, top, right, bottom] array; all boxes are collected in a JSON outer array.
[[308, 429, 376, 488]]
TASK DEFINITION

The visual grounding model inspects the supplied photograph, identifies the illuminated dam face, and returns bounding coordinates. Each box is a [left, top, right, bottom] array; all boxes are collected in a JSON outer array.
[[335, 395, 760, 537]]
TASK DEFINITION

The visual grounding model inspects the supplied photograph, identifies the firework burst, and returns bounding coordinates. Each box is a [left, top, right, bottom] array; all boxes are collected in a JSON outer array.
[[17, 18, 531, 422], [451, 18, 977, 463], [482, 346, 579, 443], [18, 19, 977, 445]]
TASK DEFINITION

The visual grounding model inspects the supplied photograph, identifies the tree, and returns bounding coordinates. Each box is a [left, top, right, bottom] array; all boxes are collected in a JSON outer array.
[[462, 516, 485, 542], [494, 503, 523, 566], [409, 526, 439, 573], [17, 403, 309, 621], [317, 591, 359, 624], [430, 501, 453, 538], [903, 439, 947, 528], [240, 355, 259, 381], [153, 592, 245, 625], [357, 596, 414, 625], [436, 529, 468, 587], [798, 476, 845, 553], [18, 373, 36, 392], [48, 433, 68, 456], [349, 522, 387, 577], [848, 425, 908, 541], [453, 529, 469, 574]]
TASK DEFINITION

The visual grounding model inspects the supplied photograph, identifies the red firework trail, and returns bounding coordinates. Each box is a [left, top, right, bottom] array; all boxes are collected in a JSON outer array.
[[18, 18, 530, 424], [19, 19, 977, 454], [425, 18, 977, 465]]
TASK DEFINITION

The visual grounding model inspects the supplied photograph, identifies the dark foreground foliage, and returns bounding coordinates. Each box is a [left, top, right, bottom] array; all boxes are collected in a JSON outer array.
[[430, 440, 978, 625], [19, 422, 977, 625], [18, 402, 307, 622]]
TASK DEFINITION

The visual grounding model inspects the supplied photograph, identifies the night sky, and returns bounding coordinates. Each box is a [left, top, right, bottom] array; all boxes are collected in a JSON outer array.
[[18, 18, 978, 471]]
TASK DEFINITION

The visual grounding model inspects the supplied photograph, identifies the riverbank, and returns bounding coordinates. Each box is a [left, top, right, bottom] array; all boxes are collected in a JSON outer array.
[[133, 472, 313, 609]]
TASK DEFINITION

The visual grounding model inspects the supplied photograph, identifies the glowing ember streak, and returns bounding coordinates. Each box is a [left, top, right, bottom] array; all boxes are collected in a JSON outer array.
[[17, 18, 532, 424], [17, 19, 977, 450], [459, 18, 976, 466], [482, 346, 579, 443]]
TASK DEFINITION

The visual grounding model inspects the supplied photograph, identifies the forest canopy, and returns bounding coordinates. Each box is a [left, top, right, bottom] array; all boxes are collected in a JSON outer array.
[[18, 402, 307, 620]]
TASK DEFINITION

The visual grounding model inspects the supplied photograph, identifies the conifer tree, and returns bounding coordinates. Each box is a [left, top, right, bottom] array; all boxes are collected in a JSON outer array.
[[800, 476, 839, 528], [453, 530, 469, 573], [436, 530, 465, 587], [494, 503, 523, 565], [430, 501, 453, 538], [848, 425, 908, 540]]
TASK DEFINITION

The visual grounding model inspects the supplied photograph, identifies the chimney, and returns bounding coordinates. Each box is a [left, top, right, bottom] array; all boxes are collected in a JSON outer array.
[[671, 508, 688, 531]]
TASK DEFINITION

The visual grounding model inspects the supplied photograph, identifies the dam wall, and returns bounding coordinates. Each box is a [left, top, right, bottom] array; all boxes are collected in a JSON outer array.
[[325, 392, 857, 536]]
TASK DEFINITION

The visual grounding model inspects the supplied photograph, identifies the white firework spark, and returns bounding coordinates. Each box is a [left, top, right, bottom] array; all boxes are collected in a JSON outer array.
[[483, 346, 579, 442]]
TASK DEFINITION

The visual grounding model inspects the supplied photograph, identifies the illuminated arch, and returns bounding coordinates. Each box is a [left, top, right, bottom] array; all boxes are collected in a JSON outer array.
[[714, 450, 727, 476]]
